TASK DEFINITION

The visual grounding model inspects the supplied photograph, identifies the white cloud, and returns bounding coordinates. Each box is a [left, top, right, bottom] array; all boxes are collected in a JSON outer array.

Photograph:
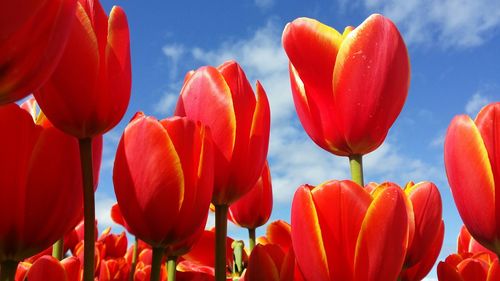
[[362, 0, 500, 47], [254, 0, 274, 10], [465, 92, 491, 116], [95, 192, 119, 232], [430, 131, 446, 148], [162, 43, 185, 79]]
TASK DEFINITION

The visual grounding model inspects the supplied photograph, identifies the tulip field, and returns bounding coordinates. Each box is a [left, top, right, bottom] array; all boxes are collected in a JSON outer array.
[[1, 0, 499, 281]]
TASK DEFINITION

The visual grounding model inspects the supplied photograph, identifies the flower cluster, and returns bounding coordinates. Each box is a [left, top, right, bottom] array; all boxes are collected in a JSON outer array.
[[1, 0, 498, 281]]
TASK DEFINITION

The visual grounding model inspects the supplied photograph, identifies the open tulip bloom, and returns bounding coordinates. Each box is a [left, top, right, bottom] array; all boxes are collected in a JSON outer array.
[[282, 14, 410, 186]]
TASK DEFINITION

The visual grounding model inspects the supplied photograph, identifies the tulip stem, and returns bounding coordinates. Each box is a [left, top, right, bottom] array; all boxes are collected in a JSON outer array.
[[52, 238, 64, 260], [167, 256, 177, 281], [248, 228, 256, 252], [215, 204, 228, 281], [79, 138, 95, 281], [129, 236, 139, 281], [349, 154, 364, 186], [0, 261, 18, 281], [151, 247, 164, 281]]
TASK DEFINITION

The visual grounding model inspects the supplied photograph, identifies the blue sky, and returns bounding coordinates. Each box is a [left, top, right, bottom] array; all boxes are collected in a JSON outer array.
[[96, 0, 500, 279]]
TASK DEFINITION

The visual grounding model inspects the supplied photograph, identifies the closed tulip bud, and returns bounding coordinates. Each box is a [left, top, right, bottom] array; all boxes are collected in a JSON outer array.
[[0, 0, 77, 104], [175, 60, 270, 205], [228, 162, 273, 230], [35, 0, 131, 138], [282, 14, 410, 157], [445, 102, 500, 254], [291, 180, 410, 281], [113, 113, 214, 249], [0, 100, 100, 266], [401, 182, 444, 278], [23, 255, 80, 281]]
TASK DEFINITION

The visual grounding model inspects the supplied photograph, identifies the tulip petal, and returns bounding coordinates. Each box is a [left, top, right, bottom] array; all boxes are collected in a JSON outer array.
[[289, 65, 350, 156], [438, 261, 465, 281], [333, 14, 410, 154], [354, 186, 409, 281], [282, 17, 342, 99], [458, 259, 489, 281], [246, 245, 280, 281], [176, 66, 236, 203], [405, 182, 443, 266], [23, 126, 83, 255], [445, 115, 496, 245], [401, 221, 444, 281], [475, 103, 500, 238], [291, 185, 330, 281], [311, 180, 371, 280], [266, 220, 292, 252]]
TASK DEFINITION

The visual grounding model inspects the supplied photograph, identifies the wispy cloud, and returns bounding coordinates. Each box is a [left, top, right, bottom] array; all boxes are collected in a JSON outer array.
[[162, 43, 185, 79], [361, 0, 500, 48], [254, 0, 274, 10], [465, 92, 491, 116]]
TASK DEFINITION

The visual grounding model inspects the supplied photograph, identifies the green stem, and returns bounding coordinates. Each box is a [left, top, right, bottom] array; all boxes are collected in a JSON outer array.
[[248, 228, 256, 252], [231, 240, 244, 276], [349, 154, 364, 186], [215, 204, 228, 281], [129, 237, 139, 281], [0, 261, 18, 281], [151, 247, 164, 281], [52, 239, 64, 260], [167, 256, 177, 281], [79, 138, 95, 281]]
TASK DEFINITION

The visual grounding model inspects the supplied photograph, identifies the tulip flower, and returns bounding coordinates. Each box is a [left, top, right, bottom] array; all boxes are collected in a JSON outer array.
[[445, 102, 500, 254], [34, 1, 130, 279], [180, 229, 248, 278], [228, 162, 273, 251], [175, 60, 270, 281], [113, 113, 214, 281], [35, 0, 131, 139], [399, 181, 444, 280], [0, 101, 100, 281], [20, 256, 81, 281], [291, 180, 410, 281], [282, 14, 410, 186], [438, 253, 499, 281], [0, 0, 77, 104]]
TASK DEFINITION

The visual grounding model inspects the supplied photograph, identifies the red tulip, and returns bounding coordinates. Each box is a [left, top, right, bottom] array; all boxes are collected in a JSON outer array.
[[291, 180, 409, 281], [23, 256, 80, 281], [444, 102, 500, 254], [257, 220, 293, 253], [180, 229, 247, 277], [113, 113, 214, 248], [0, 101, 100, 264], [34, 0, 131, 138], [399, 181, 444, 280], [0, 0, 77, 104], [282, 14, 410, 156], [98, 228, 128, 259], [175, 60, 270, 205], [258, 221, 306, 281], [241, 244, 295, 281], [458, 226, 497, 259], [438, 253, 499, 281], [228, 162, 273, 230]]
